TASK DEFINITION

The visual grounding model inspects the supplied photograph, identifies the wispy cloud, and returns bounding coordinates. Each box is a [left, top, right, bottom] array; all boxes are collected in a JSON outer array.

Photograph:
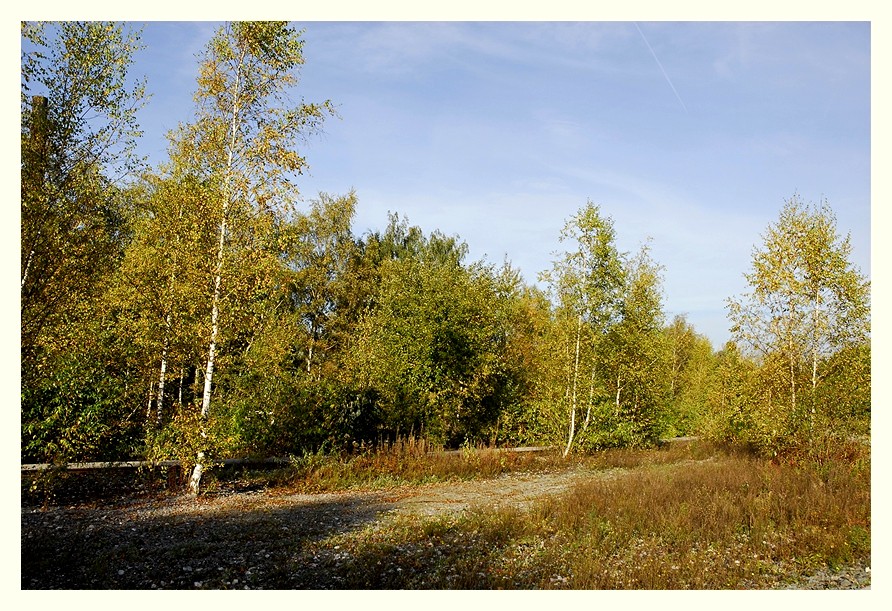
[[634, 22, 687, 113], [316, 22, 635, 80]]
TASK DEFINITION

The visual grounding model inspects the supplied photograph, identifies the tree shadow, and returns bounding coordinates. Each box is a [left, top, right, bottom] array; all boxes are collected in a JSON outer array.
[[22, 489, 399, 589]]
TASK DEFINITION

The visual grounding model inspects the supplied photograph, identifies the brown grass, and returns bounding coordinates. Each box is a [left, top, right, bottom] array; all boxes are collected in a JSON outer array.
[[23, 438, 870, 589], [323, 439, 870, 589], [532, 447, 870, 588], [227, 438, 577, 493]]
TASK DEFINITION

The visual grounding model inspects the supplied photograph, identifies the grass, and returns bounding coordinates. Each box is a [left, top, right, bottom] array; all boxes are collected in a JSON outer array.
[[22, 437, 870, 589], [302, 439, 870, 589], [211, 437, 720, 494], [210, 438, 578, 494]]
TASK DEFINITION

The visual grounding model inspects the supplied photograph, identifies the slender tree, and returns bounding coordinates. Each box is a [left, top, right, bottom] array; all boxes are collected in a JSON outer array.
[[21, 22, 148, 462], [662, 315, 715, 436], [174, 21, 334, 493], [598, 242, 668, 446], [21, 21, 146, 369], [540, 202, 625, 456], [727, 195, 870, 447]]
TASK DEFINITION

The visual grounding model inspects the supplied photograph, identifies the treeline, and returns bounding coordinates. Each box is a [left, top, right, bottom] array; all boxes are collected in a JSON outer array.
[[21, 22, 870, 482]]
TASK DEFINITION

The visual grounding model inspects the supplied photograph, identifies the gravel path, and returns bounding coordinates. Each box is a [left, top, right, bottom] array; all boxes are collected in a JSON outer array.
[[21, 465, 869, 589]]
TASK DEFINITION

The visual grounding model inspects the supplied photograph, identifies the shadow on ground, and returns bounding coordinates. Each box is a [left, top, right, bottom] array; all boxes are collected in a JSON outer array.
[[22, 489, 398, 589]]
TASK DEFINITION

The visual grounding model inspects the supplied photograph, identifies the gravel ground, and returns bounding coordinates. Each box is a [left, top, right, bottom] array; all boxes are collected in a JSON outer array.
[[782, 564, 871, 590], [21, 466, 870, 590]]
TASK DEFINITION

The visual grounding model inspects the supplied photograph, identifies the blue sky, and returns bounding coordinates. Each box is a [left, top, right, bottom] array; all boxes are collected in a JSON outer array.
[[23, 19, 872, 349], [132, 20, 870, 348]]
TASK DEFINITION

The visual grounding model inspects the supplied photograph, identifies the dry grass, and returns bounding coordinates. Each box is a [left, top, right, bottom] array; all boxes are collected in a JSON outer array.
[[22, 438, 870, 589], [532, 448, 870, 588], [215, 438, 576, 494], [323, 439, 870, 589]]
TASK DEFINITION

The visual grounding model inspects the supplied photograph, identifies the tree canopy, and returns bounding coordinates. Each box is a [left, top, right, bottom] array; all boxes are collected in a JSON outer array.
[[20, 23, 870, 473]]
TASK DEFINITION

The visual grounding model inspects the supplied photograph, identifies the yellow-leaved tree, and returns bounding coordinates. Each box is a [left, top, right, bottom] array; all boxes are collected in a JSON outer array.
[[726, 195, 870, 453], [171, 21, 334, 493]]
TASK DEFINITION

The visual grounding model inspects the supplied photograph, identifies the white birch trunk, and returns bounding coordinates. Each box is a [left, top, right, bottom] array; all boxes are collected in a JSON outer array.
[[191, 195, 227, 495], [615, 373, 622, 415], [306, 329, 315, 375], [190, 46, 244, 496], [563, 315, 582, 458], [22, 242, 37, 290], [810, 288, 820, 429], [581, 365, 595, 433], [178, 364, 185, 406], [156, 343, 168, 425], [146, 381, 155, 422]]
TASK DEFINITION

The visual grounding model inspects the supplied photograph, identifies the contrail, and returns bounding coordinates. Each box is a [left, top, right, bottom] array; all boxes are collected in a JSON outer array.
[[634, 22, 687, 113]]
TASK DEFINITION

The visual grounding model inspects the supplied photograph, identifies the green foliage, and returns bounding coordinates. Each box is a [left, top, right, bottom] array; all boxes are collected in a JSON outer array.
[[20, 21, 151, 464], [540, 203, 672, 453], [595, 242, 669, 446], [20, 23, 869, 474], [21, 21, 146, 366], [343, 219, 515, 447], [661, 315, 716, 437], [144, 408, 207, 469], [725, 195, 870, 453], [21, 313, 142, 463]]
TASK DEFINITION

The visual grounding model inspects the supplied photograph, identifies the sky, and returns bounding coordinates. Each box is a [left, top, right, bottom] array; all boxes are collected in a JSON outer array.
[[14, 16, 873, 350], [126, 19, 871, 349]]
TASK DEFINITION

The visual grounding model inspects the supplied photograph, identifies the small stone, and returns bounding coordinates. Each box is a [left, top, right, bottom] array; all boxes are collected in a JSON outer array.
[[118, 570, 125, 576]]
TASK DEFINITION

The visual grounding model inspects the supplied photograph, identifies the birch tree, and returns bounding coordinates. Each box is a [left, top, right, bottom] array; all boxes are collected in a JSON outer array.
[[540, 202, 625, 456], [175, 21, 334, 493], [727, 195, 870, 448], [111, 173, 218, 430], [662, 315, 715, 436], [21, 21, 146, 370], [598, 242, 669, 446], [21, 22, 148, 462]]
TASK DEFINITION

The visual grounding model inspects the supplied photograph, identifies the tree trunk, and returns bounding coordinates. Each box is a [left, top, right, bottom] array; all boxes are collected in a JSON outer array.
[[581, 364, 595, 433], [145, 381, 155, 423], [191, 220, 225, 495], [563, 315, 582, 458], [178, 364, 185, 406], [615, 373, 622, 416], [156, 344, 168, 426], [789, 346, 796, 417], [810, 288, 820, 430], [190, 47, 245, 497], [306, 321, 316, 375], [22, 96, 49, 291], [156, 312, 172, 426]]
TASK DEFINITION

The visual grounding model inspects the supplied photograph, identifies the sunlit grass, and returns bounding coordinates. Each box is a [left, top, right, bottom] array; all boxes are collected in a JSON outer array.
[[307, 439, 870, 589], [214, 438, 579, 493]]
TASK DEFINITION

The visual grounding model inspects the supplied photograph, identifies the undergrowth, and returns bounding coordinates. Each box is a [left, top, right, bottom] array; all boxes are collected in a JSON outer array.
[[212, 438, 579, 494]]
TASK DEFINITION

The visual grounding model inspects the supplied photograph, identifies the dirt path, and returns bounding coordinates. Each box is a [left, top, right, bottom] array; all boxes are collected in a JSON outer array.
[[21, 465, 611, 589], [21, 463, 869, 589], [372, 465, 603, 516]]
